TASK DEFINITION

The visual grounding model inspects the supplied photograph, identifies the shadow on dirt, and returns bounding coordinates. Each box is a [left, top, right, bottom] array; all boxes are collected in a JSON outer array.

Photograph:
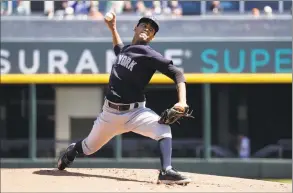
[[33, 169, 155, 184]]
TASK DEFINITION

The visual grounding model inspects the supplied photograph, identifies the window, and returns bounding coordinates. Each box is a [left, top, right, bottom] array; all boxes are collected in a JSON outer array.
[[30, 1, 44, 13], [284, 1, 292, 11], [206, 1, 240, 12], [244, 1, 279, 12], [180, 1, 201, 15]]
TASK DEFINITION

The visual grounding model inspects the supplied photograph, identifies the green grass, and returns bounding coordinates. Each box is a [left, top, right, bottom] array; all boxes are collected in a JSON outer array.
[[263, 179, 292, 184]]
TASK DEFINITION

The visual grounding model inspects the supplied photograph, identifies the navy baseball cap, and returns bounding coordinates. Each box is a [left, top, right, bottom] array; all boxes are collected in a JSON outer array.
[[137, 16, 159, 34]]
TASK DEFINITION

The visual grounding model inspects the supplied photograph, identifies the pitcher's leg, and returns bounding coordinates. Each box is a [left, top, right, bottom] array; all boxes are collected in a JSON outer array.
[[81, 117, 120, 155], [128, 109, 173, 170], [57, 116, 119, 170], [127, 108, 172, 140], [127, 108, 191, 185]]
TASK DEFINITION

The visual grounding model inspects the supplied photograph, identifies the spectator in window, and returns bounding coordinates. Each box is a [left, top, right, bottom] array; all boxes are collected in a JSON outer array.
[[170, 0, 182, 16], [209, 1, 222, 14], [88, 1, 103, 20], [236, 134, 250, 159], [52, 0, 73, 19], [135, 0, 147, 16], [1, 0, 9, 15], [57, 1, 78, 18], [152, 1, 162, 15], [122, 1, 134, 13], [105, 1, 124, 15], [16, 0, 30, 15], [54, 0, 101, 20], [68, 0, 92, 17], [161, 0, 170, 14], [264, 6, 273, 17], [252, 8, 260, 18]]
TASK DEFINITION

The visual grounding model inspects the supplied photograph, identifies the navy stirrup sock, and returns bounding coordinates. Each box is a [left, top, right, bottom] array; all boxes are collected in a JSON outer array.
[[67, 140, 84, 161], [158, 137, 172, 171]]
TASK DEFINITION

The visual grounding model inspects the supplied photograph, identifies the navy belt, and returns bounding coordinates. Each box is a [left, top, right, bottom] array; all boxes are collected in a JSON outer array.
[[108, 101, 139, 111]]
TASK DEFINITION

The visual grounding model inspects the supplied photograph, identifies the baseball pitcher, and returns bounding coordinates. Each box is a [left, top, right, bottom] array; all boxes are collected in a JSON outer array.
[[57, 12, 194, 185]]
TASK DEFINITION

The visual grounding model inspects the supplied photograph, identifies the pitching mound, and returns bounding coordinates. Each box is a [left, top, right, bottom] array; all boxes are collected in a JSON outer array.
[[1, 168, 291, 192]]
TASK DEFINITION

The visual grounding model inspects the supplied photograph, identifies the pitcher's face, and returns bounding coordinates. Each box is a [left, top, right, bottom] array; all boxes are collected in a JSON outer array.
[[134, 22, 156, 43]]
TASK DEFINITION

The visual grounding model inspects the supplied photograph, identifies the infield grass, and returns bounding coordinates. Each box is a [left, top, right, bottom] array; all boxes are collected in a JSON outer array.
[[263, 179, 292, 184]]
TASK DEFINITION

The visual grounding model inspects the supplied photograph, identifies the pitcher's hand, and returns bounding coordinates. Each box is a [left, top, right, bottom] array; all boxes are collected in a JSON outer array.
[[173, 102, 188, 112], [104, 11, 117, 32]]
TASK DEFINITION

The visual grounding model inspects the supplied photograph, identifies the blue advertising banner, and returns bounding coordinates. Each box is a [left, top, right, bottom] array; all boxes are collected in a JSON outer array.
[[1, 41, 291, 74]]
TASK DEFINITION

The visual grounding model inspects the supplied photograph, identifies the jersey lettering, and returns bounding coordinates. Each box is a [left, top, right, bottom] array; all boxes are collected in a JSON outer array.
[[117, 54, 137, 71], [107, 44, 173, 103]]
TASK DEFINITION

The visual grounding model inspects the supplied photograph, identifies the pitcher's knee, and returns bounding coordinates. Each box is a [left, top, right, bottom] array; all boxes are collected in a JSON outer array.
[[155, 125, 172, 141], [81, 139, 100, 155]]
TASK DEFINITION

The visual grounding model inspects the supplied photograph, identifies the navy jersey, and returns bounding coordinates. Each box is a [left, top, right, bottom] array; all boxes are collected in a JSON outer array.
[[106, 43, 185, 104]]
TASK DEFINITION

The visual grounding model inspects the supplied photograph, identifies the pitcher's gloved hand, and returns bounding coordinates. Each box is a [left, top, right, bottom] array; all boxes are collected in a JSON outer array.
[[158, 106, 194, 125]]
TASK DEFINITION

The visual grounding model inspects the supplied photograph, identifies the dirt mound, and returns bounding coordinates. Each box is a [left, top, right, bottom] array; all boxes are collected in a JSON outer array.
[[1, 168, 291, 192]]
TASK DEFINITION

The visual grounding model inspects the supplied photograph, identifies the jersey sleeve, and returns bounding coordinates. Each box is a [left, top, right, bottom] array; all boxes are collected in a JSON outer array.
[[114, 43, 124, 56], [150, 54, 186, 84]]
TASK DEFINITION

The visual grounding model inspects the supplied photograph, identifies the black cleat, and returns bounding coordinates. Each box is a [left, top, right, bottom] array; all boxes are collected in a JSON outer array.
[[57, 143, 76, 170], [157, 168, 191, 185]]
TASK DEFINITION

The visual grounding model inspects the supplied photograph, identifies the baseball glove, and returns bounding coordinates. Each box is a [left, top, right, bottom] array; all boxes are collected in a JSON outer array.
[[158, 106, 194, 125]]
